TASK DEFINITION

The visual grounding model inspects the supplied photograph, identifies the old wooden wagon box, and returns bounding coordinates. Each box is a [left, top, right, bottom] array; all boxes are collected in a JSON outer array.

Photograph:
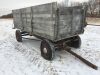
[[12, 2, 87, 60]]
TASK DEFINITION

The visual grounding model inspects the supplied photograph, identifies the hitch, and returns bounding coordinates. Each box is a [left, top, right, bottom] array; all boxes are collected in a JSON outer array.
[[63, 46, 98, 70]]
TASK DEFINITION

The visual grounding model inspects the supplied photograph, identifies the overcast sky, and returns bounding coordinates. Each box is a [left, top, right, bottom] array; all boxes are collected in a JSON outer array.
[[0, 0, 89, 10]]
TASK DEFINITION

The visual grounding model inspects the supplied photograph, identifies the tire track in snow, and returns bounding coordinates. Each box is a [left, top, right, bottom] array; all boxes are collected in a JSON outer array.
[[3, 35, 59, 75]]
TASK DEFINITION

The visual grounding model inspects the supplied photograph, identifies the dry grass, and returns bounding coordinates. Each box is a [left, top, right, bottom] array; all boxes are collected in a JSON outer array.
[[86, 17, 100, 25]]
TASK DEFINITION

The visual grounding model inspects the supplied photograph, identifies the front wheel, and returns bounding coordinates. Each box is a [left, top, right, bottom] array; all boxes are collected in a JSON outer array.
[[40, 40, 55, 60], [67, 36, 81, 48], [71, 36, 81, 48]]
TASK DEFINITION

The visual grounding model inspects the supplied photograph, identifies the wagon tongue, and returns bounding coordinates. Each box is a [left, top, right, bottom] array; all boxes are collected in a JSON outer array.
[[63, 46, 98, 70]]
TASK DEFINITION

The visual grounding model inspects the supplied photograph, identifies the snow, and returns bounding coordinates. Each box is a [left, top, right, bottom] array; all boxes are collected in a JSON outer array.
[[0, 19, 100, 75]]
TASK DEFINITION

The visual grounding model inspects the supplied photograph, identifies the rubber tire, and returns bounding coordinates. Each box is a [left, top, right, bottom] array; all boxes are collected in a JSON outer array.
[[40, 40, 55, 60], [71, 36, 81, 48], [67, 36, 81, 48], [16, 30, 22, 42]]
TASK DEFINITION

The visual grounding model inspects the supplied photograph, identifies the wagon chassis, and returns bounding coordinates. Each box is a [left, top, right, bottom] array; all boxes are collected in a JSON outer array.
[[16, 30, 98, 70]]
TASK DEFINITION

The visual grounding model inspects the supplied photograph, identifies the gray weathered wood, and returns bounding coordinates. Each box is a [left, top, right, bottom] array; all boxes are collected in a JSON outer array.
[[12, 2, 86, 42]]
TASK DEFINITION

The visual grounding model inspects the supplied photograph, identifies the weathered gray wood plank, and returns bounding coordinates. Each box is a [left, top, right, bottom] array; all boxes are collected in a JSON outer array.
[[13, 2, 86, 42]]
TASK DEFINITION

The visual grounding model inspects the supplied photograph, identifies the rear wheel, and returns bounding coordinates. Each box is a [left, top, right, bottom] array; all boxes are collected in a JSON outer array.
[[40, 40, 55, 60], [15, 30, 22, 42]]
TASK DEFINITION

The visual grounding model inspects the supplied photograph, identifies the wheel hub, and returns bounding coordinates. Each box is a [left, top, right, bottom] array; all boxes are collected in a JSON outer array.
[[43, 48, 47, 54]]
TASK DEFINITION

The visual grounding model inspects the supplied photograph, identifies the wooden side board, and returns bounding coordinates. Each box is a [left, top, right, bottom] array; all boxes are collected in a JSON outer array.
[[12, 2, 86, 42], [54, 6, 85, 41]]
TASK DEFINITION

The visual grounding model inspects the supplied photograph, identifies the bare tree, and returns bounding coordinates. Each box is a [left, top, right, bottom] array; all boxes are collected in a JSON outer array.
[[88, 0, 96, 16], [98, 0, 100, 16], [87, 0, 100, 17]]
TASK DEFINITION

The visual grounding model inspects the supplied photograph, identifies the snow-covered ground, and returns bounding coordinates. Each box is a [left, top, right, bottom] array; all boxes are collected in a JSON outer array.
[[0, 19, 100, 75]]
